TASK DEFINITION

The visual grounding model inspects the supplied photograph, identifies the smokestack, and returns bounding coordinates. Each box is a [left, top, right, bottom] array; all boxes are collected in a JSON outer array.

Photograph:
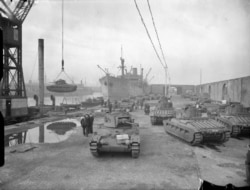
[[38, 39, 44, 115], [141, 68, 144, 81]]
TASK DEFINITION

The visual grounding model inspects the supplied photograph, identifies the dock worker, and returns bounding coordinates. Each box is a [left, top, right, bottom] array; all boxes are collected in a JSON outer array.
[[85, 114, 91, 136], [114, 100, 118, 109], [80, 115, 88, 137], [144, 103, 150, 115], [88, 113, 94, 134], [108, 101, 112, 113], [140, 98, 144, 110], [101, 98, 104, 107]]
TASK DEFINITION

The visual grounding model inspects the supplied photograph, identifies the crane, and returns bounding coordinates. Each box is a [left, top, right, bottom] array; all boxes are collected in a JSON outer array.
[[0, 0, 35, 122]]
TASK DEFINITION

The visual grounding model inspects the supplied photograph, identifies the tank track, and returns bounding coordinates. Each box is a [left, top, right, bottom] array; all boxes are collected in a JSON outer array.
[[164, 121, 203, 146], [222, 131, 231, 142], [131, 143, 140, 158], [191, 133, 203, 146], [231, 126, 241, 137], [89, 141, 99, 157], [216, 117, 240, 137]]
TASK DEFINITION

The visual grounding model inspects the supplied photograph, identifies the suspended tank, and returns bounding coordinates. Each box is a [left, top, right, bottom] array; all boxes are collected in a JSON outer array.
[[150, 96, 176, 125], [89, 111, 140, 158], [47, 79, 77, 93], [216, 103, 250, 137], [163, 105, 230, 145]]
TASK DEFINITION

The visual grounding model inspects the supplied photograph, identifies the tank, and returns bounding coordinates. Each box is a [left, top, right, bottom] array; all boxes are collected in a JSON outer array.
[[150, 96, 176, 125], [246, 144, 250, 184], [46, 79, 77, 93], [163, 105, 230, 145], [89, 111, 140, 158], [117, 99, 134, 112], [216, 103, 250, 137], [199, 102, 227, 118]]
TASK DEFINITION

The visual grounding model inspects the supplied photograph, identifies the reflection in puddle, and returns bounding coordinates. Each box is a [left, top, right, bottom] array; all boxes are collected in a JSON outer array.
[[47, 122, 77, 135], [5, 119, 80, 147]]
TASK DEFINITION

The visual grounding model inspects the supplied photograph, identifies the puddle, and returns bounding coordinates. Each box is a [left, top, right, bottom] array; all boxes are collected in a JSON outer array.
[[47, 122, 77, 135], [5, 119, 80, 147]]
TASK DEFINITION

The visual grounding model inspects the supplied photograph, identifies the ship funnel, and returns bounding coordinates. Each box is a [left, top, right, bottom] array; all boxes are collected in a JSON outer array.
[[133, 68, 137, 75]]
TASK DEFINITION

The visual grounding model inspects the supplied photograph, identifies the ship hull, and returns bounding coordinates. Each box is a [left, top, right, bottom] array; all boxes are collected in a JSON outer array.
[[99, 76, 145, 101]]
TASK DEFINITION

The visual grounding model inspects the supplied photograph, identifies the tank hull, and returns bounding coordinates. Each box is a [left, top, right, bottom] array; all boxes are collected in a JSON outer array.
[[89, 135, 140, 158], [216, 115, 250, 137], [89, 112, 140, 158], [150, 109, 176, 125], [163, 118, 230, 145]]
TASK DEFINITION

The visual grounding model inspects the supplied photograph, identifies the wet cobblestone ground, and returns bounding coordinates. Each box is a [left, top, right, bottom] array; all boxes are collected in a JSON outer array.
[[0, 96, 249, 190]]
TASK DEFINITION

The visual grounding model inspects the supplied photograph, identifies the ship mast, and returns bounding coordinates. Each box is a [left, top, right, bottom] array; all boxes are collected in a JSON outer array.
[[120, 46, 125, 77]]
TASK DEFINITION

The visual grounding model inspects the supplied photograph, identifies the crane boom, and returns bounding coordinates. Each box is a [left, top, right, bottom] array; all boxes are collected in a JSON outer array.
[[13, 0, 34, 23], [0, 0, 34, 23], [97, 65, 109, 75], [148, 76, 154, 83], [0, 0, 17, 22], [145, 68, 152, 81]]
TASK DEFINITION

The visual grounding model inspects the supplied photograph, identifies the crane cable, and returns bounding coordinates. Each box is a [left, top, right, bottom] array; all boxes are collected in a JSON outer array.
[[134, 0, 165, 69], [28, 50, 38, 82], [147, 0, 171, 86], [134, 0, 172, 94], [54, 0, 74, 83], [147, 0, 167, 68], [62, 0, 64, 71]]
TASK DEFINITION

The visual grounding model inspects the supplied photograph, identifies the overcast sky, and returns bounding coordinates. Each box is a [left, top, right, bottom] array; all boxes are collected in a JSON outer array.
[[18, 0, 250, 85]]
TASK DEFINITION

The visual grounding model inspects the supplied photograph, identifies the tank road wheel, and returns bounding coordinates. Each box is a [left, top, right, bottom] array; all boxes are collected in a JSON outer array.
[[231, 126, 240, 137], [151, 116, 157, 125], [90, 142, 99, 157], [221, 131, 231, 143], [131, 143, 140, 158], [191, 133, 203, 146]]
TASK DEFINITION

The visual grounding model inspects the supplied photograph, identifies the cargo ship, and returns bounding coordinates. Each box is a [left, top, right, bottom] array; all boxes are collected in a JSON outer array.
[[99, 54, 148, 101]]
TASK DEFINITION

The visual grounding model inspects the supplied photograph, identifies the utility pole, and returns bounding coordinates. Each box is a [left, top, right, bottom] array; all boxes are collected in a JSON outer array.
[[164, 66, 168, 97], [200, 69, 202, 95], [120, 46, 125, 77]]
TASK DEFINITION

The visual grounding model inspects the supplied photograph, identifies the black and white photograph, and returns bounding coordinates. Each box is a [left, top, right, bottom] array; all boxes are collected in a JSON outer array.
[[0, 0, 250, 189]]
